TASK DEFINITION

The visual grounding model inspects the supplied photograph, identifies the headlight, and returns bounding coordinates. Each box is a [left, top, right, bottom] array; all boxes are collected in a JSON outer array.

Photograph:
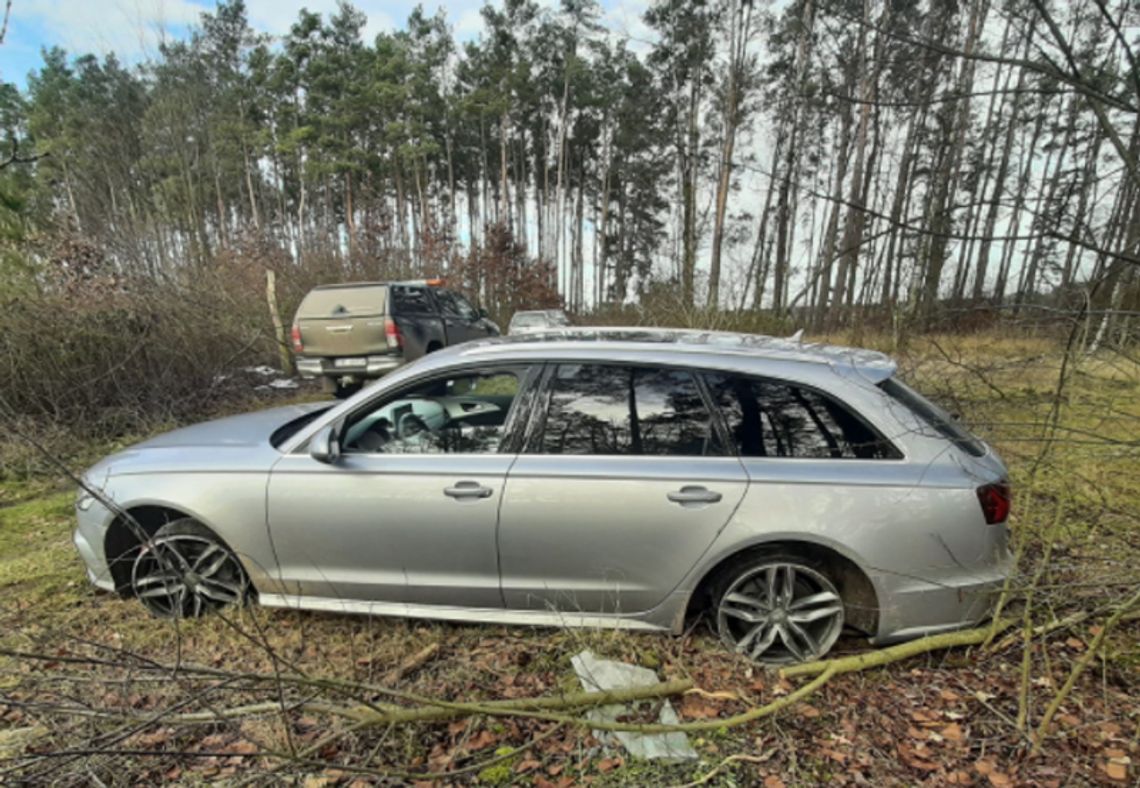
[[76, 490, 96, 511]]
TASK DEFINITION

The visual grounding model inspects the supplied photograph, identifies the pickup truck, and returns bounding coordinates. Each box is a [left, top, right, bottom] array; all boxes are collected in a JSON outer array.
[[291, 280, 500, 396]]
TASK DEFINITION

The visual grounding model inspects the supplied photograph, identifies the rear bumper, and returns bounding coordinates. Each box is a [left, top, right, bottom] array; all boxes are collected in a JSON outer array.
[[869, 529, 1012, 644], [296, 355, 403, 379]]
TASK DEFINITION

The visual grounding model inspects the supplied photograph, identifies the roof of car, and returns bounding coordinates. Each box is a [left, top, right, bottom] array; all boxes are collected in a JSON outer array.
[[312, 279, 442, 290], [452, 326, 897, 380]]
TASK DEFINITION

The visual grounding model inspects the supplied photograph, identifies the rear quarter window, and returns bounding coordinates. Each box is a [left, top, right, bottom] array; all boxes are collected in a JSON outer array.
[[705, 373, 901, 460], [878, 377, 986, 457]]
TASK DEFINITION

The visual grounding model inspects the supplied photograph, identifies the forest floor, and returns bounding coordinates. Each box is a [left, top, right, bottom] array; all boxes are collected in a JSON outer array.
[[0, 333, 1137, 786]]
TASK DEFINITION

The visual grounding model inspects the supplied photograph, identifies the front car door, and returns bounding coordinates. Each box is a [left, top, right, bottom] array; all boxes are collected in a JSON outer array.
[[435, 288, 493, 342], [266, 364, 536, 608], [497, 363, 749, 615]]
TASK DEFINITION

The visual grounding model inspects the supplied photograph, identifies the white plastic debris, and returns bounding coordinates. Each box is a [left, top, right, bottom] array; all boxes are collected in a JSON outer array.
[[267, 378, 299, 389], [242, 365, 279, 377], [571, 650, 697, 761]]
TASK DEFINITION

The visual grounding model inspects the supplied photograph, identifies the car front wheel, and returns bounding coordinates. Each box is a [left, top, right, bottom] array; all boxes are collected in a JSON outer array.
[[712, 554, 845, 664], [130, 519, 248, 619]]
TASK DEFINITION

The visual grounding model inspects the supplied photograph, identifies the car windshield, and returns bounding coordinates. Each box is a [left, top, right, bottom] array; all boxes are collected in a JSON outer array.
[[878, 377, 986, 457]]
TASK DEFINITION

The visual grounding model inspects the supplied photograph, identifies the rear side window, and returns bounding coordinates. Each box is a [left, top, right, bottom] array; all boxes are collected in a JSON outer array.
[[878, 377, 986, 457], [705, 373, 900, 459], [540, 364, 721, 456], [391, 285, 433, 314]]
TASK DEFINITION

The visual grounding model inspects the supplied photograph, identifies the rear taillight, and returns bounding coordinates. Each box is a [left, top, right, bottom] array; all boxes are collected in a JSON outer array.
[[290, 324, 303, 352], [385, 317, 403, 349], [976, 482, 1011, 524]]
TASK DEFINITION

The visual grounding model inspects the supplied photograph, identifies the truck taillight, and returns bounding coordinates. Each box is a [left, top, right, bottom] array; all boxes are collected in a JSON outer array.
[[290, 324, 303, 352], [385, 317, 403, 349], [976, 481, 1011, 525]]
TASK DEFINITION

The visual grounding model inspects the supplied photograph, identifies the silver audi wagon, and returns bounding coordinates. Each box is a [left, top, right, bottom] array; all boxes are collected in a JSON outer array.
[[74, 329, 1011, 664]]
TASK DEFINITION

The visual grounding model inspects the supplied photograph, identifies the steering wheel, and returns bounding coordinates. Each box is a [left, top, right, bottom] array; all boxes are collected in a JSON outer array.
[[396, 412, 429, 440]]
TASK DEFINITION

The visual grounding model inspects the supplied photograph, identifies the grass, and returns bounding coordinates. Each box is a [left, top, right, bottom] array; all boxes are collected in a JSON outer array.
[[0, 333, 1137, 785]]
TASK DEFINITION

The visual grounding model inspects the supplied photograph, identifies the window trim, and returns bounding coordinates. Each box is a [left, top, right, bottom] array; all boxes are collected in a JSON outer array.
[[525, 361, 733, 459], [327, 362, 540, 458], [702, 371, 904, 462]]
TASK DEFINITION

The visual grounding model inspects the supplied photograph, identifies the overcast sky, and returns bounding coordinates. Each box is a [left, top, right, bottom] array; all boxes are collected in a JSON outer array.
[[0, 0, 655, 87]]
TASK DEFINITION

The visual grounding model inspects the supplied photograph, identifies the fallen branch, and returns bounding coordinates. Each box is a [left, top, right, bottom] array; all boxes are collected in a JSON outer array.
[[671, 751, 776, 788], [1031, 586, 1140, 756], [381, 642, 439, 685], [990, 609, 1091, 654], [350, 678, 694, 726], [780, 619, 1016, 679], [359, 664, 840, 735]]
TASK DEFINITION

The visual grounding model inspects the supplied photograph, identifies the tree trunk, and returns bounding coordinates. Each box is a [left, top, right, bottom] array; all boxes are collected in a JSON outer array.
[[708, 0, 752, 308]]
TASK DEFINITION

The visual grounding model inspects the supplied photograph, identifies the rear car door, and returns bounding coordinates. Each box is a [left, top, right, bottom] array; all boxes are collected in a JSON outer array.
[[497, 363, 749, 614], [266, 364, 536, 607]]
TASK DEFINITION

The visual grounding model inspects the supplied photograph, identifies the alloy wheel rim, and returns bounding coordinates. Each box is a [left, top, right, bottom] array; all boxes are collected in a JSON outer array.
[[131, 535, 247, 618], [717, 562, 844, 664]]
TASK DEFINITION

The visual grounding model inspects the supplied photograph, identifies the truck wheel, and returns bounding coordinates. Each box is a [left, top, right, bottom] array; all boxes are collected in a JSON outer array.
[[335, 382, 361, 398]]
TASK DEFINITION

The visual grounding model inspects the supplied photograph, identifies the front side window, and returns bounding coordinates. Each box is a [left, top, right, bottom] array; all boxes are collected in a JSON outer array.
[[705, 373, 900, 459], [539, 364, 720, 456], [436, 289, 477, 320], [342, 369, 522, 454]]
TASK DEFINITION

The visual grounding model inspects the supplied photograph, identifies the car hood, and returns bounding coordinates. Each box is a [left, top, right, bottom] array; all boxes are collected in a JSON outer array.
[[136, 403, 327, 449], [89, 402, 329, 479]]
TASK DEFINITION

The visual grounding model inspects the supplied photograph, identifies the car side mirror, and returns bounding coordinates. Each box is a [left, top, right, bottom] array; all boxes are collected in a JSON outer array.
[[477, 307, 488, 319], [309, 424, 342, 464]]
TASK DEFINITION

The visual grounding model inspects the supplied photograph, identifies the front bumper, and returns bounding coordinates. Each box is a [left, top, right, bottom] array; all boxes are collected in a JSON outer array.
[[295, 355, 403, 379], [73, 495, 115, 592]]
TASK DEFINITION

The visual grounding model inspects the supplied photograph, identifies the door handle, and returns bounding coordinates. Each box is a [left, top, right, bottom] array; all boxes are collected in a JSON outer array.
[[444, 481, 494, 500], [667, 486, 723, 505]]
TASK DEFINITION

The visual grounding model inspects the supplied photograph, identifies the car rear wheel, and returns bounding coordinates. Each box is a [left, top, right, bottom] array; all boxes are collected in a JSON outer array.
[[130, 519, 248, 619], [711, 554, 845, 664]]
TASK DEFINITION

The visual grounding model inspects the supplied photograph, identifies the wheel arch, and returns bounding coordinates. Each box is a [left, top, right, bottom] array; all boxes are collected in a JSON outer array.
[[682, 537, 880, 637], [103, 502, 249, 596]]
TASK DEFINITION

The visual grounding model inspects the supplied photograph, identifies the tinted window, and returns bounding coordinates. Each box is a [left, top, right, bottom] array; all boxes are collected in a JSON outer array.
[[436, 289, 477, 320], [342, 370, 522, 454], [878, 377, 985, 457], [705, 374, 900, 459], [391, 285, 433, 314], [540, 365, 720, 456]]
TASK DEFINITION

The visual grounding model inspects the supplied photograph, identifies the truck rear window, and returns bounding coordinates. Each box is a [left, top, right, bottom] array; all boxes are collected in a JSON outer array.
[[298, 285, 388, 318], [391, 285, 433, 314], [878, 377, 986, 457]]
